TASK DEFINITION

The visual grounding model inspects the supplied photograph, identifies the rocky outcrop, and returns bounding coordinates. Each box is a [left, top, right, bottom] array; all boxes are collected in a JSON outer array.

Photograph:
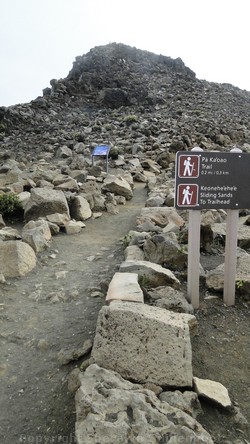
[[1, 43, 250, 164], [75, 364, 214, 444], [0, 42, 249, 443]]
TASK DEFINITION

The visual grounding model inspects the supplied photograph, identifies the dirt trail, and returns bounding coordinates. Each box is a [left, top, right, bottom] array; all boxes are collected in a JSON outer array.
[[0, 183, 148, 444], [0, 182, 249, 444]]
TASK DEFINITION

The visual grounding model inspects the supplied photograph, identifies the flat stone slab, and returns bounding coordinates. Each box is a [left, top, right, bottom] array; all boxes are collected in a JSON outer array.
[[106, 272, 144, 303], [193, 377, 232, 408], [91, 301, 194, 387]]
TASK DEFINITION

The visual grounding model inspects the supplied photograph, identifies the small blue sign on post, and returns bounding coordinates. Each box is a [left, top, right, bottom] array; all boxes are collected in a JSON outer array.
[[92, 145, 111, 173]]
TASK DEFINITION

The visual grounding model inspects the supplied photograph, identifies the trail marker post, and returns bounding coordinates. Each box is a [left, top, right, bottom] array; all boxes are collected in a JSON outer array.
[[175, 147, 249, 309], [223, 148, 242, 306], [187, 147, 203, 309], [92, 145, 111, 173]]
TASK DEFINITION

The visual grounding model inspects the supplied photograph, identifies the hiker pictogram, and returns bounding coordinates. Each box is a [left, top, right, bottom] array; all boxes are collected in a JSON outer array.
[[178, 155, 200, 178], [177, 184, 199, 207]]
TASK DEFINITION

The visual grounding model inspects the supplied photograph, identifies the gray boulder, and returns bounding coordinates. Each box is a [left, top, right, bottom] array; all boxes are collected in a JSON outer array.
[[0, 227, 21, 241], [106, 272, 144, 303], [159, 390, 202, 419], [70, 195, 92, 221], [0, 240, 36, 277], [56, 145, 73, 158], [137, 207, 185, 229], [102, 174, 133, 200], [193, 377, 232, 408], [91, 301, 194, 387], [211, 221, 250, 250], [124, 245, 145, 261], [22, 219, 52, 253], [120, 259, 180, 288], [75, 364, 214, 444], [146, 286, 194, 314], [143, 234, 188, 271], [24, 188, 70, 221], [206, 248, 250, 293]]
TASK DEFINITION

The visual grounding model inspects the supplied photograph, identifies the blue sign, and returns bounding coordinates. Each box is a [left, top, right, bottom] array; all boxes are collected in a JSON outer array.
[[92, 145, 110, 156], [92, 145, 111, 173]]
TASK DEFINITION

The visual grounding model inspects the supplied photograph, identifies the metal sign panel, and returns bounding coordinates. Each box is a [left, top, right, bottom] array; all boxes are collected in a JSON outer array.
[[175, 152, 250, 209], [92, 145, 110, 156], [92, 145, 111, 173]]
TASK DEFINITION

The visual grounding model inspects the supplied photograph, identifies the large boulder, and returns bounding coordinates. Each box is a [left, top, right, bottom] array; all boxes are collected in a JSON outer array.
[[24, 188, 70, 221], [0, 227, 21, 241], [0, 171, 22, 188], [90, 301, 194, 387], [137, 207, 185, 229], [102, 174, 133, 200], [70, 195, 92, 221], [22, 219, 52, 253], [146, 286, 194, 314], [119, 259, 180, 288], [211, 221, 250, 250], [0, 240, 36, 277], [75, 364, 214, 444], [206, 248, 250, 293], [143, 234, 188, 271]]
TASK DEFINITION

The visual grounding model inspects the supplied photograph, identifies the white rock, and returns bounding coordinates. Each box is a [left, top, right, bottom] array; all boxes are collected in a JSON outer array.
[[193, 377, 232, 408], [65, 220, 85, 234], [106, 272, 144, 303]]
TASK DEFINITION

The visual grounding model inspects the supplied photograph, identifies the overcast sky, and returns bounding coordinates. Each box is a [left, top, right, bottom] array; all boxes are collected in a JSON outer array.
[[1, 0, 250, 107]]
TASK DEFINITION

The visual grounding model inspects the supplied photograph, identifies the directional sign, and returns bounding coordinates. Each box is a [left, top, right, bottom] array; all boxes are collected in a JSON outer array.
[[175, 151, 250, 209]]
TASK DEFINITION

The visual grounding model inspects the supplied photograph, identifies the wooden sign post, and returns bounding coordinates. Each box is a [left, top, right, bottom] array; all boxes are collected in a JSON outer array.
[[187, 147, 203, 309], [175, 148, 249, 309], [223, 148, 242, 306]]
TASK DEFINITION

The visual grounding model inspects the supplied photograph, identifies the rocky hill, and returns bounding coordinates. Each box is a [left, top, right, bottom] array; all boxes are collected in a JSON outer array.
[[0, 43, 250, 444], [1, 42, 250, 161]]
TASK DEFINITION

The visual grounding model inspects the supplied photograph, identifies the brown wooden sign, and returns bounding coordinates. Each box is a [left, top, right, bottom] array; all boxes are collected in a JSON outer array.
[[175, 152, 250, 209]]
